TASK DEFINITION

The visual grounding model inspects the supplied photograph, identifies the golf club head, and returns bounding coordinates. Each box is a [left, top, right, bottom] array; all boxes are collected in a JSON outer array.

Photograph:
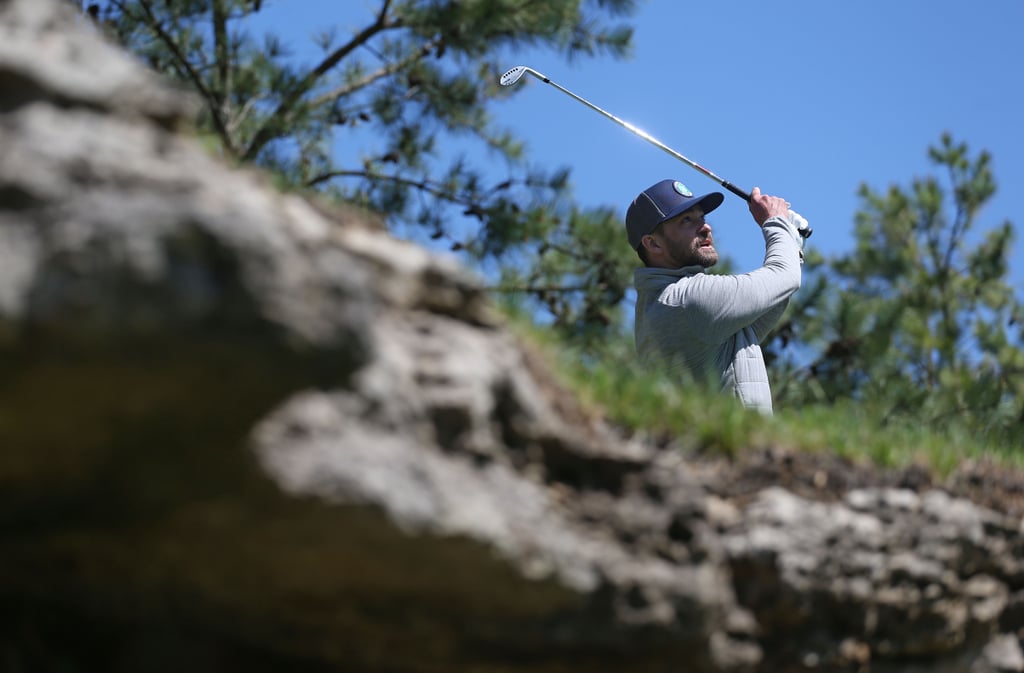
[[499, 66, 529, 86], [499, 66, 549, 86]]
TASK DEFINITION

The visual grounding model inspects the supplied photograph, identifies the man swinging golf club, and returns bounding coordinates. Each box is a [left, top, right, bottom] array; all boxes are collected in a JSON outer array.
[[627, 180, 803, 415], [497, 65, 806, 413]]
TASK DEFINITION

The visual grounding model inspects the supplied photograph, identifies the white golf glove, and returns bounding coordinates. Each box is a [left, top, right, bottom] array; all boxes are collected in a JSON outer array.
[[786, 209, 809, 263], [787, 209, 810, 236]]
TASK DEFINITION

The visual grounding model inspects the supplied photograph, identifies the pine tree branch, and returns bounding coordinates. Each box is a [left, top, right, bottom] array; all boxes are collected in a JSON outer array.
[[306, 168, 471, 205], [943, 163, 970, 275], [241, 1, 400, 162], [212, 0, 230, 114], [488, 284, 596, 294], [113, 0, 235, 153], [226, 95, 263, 136], [308, 38, 441, 108]]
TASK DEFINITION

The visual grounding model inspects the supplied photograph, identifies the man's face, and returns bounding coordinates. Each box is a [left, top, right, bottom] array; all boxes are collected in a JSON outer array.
[[645, 207, 718, 269]]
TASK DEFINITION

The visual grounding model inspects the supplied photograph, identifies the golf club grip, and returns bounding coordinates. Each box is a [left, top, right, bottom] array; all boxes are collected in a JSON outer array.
[[721, 181, 750, 201], [722, 181, 813, 238]]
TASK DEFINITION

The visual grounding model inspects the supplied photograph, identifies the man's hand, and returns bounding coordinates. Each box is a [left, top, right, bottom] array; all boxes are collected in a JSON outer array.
[[748, 186, 790, 226]]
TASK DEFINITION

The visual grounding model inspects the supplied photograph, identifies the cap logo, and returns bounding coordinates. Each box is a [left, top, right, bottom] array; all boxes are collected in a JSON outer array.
[[673, 181, 693, 197]]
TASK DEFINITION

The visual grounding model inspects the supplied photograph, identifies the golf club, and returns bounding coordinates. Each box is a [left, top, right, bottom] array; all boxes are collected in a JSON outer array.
[[499, 65, 812, 238]]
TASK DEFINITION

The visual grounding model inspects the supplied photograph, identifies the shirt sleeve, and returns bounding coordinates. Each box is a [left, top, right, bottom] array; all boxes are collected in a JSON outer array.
[[655, 216, 803, 345]]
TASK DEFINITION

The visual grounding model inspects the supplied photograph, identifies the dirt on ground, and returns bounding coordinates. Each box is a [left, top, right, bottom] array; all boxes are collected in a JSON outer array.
[[688, 445, 1024, 518]]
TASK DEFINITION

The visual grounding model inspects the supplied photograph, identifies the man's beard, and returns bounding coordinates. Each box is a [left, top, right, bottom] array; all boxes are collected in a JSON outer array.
[[693, 243, 718, 268]]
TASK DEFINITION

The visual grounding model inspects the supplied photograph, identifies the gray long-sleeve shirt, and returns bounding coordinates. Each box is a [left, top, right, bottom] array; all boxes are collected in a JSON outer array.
[[633, 216, 803, 414]]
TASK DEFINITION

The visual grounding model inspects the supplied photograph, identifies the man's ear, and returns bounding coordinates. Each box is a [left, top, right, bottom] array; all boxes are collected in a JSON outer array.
[[641, 233, 661, 254]]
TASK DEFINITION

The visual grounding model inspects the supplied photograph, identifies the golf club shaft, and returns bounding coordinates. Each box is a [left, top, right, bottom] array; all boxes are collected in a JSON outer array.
[[500, 66, 812, 237], [537, 74, 750, 201]]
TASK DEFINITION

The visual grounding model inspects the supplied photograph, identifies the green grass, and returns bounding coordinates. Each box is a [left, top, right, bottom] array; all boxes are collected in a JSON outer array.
[[507, 316, 1023, 478]]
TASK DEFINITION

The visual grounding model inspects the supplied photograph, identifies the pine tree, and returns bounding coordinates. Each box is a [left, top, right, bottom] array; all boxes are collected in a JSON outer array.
[[771, 134, 1023, 447]]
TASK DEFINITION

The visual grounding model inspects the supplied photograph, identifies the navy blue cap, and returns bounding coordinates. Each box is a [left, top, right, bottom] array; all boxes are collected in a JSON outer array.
[[626, 179, 724, 249]]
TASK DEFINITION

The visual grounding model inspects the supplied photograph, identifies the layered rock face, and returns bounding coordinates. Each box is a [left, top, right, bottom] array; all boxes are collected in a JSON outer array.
[[1, 1, 1022, 671]]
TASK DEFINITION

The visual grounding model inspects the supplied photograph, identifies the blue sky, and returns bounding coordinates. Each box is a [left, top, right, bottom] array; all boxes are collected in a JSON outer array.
[[253, 0, 1024, 288]]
